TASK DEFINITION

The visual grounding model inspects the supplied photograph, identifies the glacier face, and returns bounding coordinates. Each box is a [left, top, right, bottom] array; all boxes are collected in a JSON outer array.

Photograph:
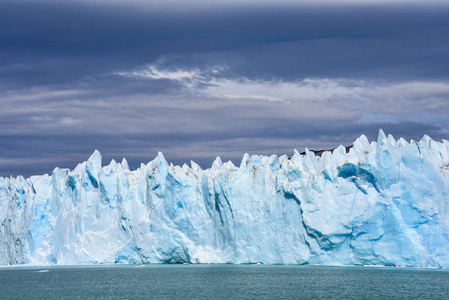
[[1, 130, 449, 267]]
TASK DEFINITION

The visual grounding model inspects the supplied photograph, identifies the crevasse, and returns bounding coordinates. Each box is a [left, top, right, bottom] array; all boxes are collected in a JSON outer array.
[[1, 130, 449, 267]]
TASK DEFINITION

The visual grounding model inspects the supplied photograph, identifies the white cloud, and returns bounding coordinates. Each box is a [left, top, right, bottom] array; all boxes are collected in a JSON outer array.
[[117, 65, 199, 81], [116, 63, 449, 117], [203, 77, 365, 103], [1, 88, 83, 103]]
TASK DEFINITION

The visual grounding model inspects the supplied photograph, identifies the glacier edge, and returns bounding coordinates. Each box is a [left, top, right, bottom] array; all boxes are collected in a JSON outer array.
[[1, 130, 449, 267]]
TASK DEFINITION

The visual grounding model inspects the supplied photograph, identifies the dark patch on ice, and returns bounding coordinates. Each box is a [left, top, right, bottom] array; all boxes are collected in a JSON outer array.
[[300, 145, 353, 157]]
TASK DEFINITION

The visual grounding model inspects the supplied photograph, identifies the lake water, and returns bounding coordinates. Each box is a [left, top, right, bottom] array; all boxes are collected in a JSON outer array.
[[1, 264, 448, 299]]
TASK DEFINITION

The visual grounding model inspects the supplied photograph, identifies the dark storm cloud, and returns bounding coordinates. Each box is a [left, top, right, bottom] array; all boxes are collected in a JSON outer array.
[[1, 0, 449, 177], [0, 118, 441, 178], [2, 1, 449, 86], [0, 77, 446, 177]]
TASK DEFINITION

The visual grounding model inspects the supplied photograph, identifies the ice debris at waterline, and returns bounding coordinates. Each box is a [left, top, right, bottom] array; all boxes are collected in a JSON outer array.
[[1, 130, 449, 268]]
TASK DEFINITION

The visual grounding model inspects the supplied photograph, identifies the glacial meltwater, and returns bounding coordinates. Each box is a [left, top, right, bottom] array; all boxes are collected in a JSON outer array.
[[0, 265, 448, 299]]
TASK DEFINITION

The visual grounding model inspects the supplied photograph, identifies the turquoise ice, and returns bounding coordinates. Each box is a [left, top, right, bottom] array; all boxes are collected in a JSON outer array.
[[1, 130, 449, 267]]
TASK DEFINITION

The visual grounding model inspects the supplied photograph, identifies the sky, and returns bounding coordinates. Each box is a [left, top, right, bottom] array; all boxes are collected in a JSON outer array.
[[1, 0, 449, 177]]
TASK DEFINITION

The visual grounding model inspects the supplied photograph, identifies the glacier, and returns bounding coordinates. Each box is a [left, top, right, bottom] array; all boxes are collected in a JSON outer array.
[[1, 130, 449, 268]]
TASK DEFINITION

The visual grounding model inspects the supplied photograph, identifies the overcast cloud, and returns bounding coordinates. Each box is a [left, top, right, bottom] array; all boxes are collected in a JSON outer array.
[[1, 0, 449, 177]]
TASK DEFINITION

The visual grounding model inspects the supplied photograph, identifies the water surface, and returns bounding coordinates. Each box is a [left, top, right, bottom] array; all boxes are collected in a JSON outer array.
[[1, 264, 448, 299]]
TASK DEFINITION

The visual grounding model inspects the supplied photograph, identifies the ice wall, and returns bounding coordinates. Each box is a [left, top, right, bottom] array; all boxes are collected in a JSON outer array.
[[1, 130, 449, 267]]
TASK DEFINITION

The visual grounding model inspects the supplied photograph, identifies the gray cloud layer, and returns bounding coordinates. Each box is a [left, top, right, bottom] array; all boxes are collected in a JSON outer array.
[[1, 1, 449, 177]]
